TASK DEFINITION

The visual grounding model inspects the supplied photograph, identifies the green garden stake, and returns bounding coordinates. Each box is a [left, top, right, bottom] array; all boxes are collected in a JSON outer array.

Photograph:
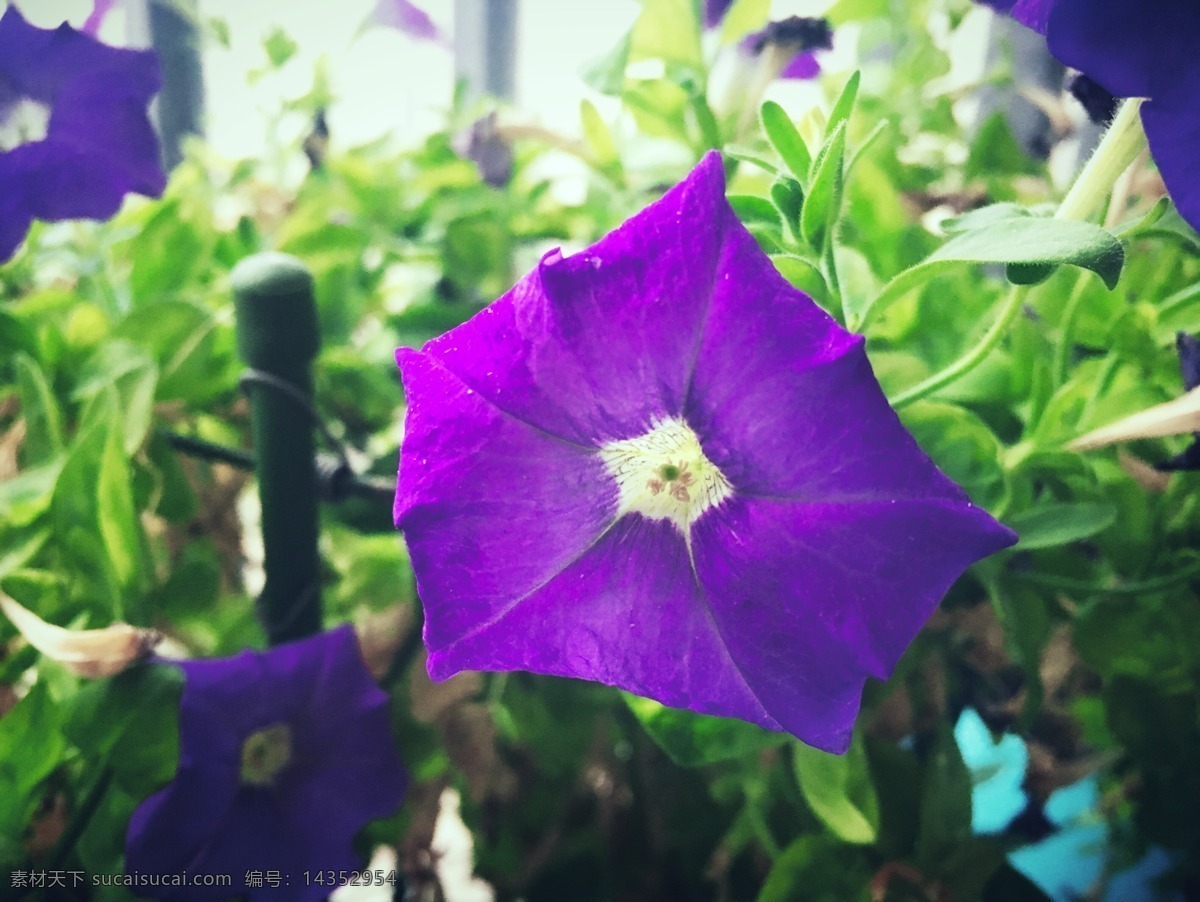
[[232, 252, 322, 645]]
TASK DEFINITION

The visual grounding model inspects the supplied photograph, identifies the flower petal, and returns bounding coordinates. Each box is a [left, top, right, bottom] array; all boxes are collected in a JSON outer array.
[[684, 225, 963, 505], [427, 513, 780, 730], [0, 8, 159, 107], [691, 495, 1015, 751], [418, 152, 731, 445], [1045, 0, 1199, 100], [1141, 92, 1200, 237], [780, 50, 821, 80], [396, 348, 621, 658]]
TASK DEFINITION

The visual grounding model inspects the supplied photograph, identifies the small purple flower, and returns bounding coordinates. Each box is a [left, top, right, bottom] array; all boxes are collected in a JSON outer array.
[[394, 152, 1015, 753], [367, 0, 443, 43], [742, 16, 832, 81], [0, 7, 166, 262], [981, 0, 1200, 233], [125, 627, 406, 901], [704, 2, 830, 81]]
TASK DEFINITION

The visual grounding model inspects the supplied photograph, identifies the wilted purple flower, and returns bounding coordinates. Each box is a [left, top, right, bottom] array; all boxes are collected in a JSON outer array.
[[0, 7, 166, 262], [125, 627, 406, 900], [367, 0, 443, 42], [394, 152, 1015, 753], [981, 0, 1200, 232], [743, 16, 832, 81], [703, 2, 829, 80]]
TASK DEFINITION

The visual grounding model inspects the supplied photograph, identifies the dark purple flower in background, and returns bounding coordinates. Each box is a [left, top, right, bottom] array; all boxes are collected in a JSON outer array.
[[0, 7, 166, 262], [981, 0, 1200, 233], [395, 152, 1015, 753], [705, 1, 830, 81], [125, 627, 406, 901]]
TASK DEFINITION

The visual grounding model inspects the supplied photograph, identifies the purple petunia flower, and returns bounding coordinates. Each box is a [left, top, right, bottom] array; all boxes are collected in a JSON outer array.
[[704, 2, 829, 81], [125, 627, 406, 901], [0, 7, 166, 263], [394, 152, 1015, 753], [981, 0, 1200, 233]]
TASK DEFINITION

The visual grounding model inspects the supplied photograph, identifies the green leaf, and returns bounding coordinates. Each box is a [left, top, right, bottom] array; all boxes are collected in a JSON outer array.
[[825, 70, 861, 141], [0, 461, 62, 529], [263, 26, 297, 67], [581, 31, 631, 95], [772, 254, 827, 299], [73, 340, 159, 454], [52, 394, 148, 615], [760, 101, 812, 184], [13, 353, 63, 460], [769, 176, 805, 241], [991, 585, 1050, 723], [930, 217, 1125, 288], [800, 122, 847, 251], [899, 402, 1007, 510], [861, 215, 1125, 328], [792, 733, 880, 844], [114, 300, 235, 406], [758, 835, 872, 902], [717, 0, 770, 43], [625, 694, 786, 766], [729, 194, 782, 227], [0, 681, 66, 838], [630, 0, 703, 70], [1006, 501, 1117, 550], [916, 726, 973, 870], [580, 99, 619, 168], [64, 664, 183, 793]]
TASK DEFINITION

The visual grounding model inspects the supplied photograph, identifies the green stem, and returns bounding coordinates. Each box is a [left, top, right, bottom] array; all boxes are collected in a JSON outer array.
[[1052, 272, 1093, 386], [1014, 560, 1200, 596], [821, 239, 843, 319], [889, 99, 1148, 407], [1158, 283, 1200, 323], [892, 285, 1029, 409], [44, 767, 114, 873], [1056, 98, 1146, 223]]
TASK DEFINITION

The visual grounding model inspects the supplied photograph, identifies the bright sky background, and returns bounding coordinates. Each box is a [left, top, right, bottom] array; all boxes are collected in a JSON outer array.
[[6, 0, 848, 162]]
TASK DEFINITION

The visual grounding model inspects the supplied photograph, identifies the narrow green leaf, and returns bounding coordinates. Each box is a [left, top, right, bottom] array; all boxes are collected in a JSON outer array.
[[581, 31, 631, 95], [729, 194, 782, 226], [772, 254, 827, 299], [13, 353, 63, 460], [860, 215, 1125, 328], [793, 734, 880, 844], [800, 122, 846, 251], [625, 694, 785, 766], [760, 101, 812, 184], [580, 99, 619, 166], [915, 726, 973, 869], [825, 70, 861, 141], [770, 177, 805, 242], [1006, 501, 1117, 550]]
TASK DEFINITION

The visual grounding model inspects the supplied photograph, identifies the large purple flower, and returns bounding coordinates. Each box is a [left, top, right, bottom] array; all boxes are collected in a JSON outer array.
[[125, 627, 406, 901], [0, 7, 165, 262], [982, 0, 1200, 232], [394, 152, 1015, 753]]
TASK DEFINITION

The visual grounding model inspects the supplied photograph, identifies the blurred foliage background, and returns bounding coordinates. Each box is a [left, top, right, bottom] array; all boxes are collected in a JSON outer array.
[[1, 0, 1199, 899]]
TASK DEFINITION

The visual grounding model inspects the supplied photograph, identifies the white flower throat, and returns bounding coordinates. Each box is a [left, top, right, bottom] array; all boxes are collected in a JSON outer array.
[[0, 96, 51, 151], [599, 418, 733, 532]]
